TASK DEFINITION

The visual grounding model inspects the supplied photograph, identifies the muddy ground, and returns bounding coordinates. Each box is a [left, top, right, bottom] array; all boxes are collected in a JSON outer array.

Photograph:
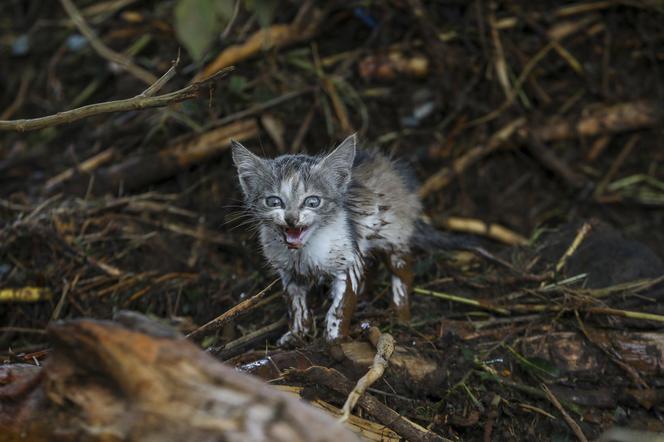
[[1, 1, 664, 441]]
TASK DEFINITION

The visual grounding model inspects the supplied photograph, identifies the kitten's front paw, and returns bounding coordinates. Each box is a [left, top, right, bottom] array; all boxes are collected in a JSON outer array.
[[324, 317, 350, 344], [324, 332, 351, 345], [277, 331, 305, 348]]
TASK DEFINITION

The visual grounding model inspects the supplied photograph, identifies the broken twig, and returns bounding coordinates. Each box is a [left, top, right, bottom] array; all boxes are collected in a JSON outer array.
[[187, 278, 280, 339], [0, 287, 53, 303], [542, 384, 588, 442], [340, 326, 395, 422]]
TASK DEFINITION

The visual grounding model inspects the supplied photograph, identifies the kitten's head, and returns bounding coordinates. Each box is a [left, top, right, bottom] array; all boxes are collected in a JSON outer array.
[[231, 134, 356, 249]]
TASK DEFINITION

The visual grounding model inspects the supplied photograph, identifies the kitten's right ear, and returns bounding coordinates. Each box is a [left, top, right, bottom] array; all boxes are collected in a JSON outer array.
[[317, 133, 357, 190], [231, 140, 267, 196]]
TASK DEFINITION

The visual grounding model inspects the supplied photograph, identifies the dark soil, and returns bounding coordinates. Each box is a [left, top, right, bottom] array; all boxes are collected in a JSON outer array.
[[1, 1, 664, 440]]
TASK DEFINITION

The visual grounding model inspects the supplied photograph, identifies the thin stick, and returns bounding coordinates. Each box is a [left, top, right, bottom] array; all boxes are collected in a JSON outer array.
[[44, 147, 116, 191], [140, 50, 180, 97], [214, 318, 288, 360], [437, 216, 528, 246], [0, 69, 32, 119], [208, 89, 310, 129], [0, 67, 232, 132], [59, 0, 157, 85], [542, 384, 588, 442], [476, 367, 581, 414], [509, 304, 664, 323], [555, 222, 592, 274], [0, 287, 53, 303], [595, 134, 640, 197], [414, 287, 510, 315], [0, 327, 47, 334], [416, 283, 664, 323], [587, 307, 664, 323], [187, 278, 280, 339], [419, 117, 525, 197], [489, 13, 512, 101], [527, 134, 587, 189], [583, 275, 664, 298]]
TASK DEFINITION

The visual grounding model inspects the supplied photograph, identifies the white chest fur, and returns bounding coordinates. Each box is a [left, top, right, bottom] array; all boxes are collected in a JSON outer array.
[[260, 212, 356, 278]]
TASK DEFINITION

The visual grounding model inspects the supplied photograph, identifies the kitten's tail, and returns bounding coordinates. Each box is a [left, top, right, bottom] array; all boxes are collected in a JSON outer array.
[[412, 219, 511, 268], [411, 219, 483, 252]]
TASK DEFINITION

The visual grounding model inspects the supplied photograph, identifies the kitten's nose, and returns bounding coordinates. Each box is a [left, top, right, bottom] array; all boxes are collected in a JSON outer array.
[[285, 212, 298, 227]]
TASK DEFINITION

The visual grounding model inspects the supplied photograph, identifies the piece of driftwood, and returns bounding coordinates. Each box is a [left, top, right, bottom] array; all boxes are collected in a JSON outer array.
[[0, 313, 358, 442]]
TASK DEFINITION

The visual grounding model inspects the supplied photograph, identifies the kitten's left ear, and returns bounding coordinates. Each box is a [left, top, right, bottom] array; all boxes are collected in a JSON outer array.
[[318, 133, 357, 189]]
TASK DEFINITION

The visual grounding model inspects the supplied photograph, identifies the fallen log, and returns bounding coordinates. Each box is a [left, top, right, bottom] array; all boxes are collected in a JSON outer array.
[[0, 312, 358, 442]]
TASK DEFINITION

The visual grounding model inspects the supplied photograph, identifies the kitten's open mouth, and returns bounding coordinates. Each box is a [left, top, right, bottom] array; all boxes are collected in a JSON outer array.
[[283, 227, 308, 249]]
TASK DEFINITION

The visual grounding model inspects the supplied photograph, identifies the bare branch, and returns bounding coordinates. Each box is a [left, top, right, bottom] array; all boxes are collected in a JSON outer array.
[[0, 67, 233, 132], [141, 50, 181, 97]]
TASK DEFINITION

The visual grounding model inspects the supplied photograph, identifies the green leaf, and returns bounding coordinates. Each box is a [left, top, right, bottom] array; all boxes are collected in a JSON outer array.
[[174, 0, 217, 62]]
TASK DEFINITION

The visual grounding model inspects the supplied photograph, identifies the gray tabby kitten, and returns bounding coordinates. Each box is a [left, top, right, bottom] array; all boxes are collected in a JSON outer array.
[[231, 134, 421, 345]]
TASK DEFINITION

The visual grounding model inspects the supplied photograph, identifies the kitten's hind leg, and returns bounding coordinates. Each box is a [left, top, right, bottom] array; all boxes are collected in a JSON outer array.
[[385, 254, 413, 323], [324, 271, 360, 342], [278, 276, 313, 347], [357, 257, 380, 297]]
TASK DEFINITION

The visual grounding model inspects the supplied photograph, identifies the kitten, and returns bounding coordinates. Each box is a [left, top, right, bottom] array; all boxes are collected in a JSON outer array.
[[231, 134, 422, 345]]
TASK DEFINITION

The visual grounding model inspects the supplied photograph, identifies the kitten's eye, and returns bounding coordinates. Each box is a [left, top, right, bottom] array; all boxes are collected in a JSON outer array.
[[303, 196, 321, 208], [265, 196, 284, 208]]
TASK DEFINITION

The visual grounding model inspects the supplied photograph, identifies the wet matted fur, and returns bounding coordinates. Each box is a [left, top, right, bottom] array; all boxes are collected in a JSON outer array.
[[231, 134, 420, 344]]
